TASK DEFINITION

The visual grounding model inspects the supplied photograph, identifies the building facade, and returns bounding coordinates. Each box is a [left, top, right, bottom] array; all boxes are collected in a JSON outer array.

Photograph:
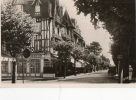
[[1, 0, 86, 78]]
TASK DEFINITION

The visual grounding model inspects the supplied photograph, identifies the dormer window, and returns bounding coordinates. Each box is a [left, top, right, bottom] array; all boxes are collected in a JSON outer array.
[[35, 4, 40, 15], [33, 1, 42, 22], [35, 1, 41, 16]]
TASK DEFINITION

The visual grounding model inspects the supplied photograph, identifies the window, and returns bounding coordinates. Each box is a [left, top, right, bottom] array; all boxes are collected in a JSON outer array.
[[45, 39, 49, 48], [43, 60, 54, 73], [16, 5, 23, 12], [2, 61, 8, 74], [17, 62, 23, 74], [30, 59, 41, 73], [32, 20, 41, 33], [17, 61, 27, 74], [35, 1, 41, 16], [1, 42, 7, 53], [44, 60, 52, 68], [39, 39, 42, 51], [35, 5, 40, 13]]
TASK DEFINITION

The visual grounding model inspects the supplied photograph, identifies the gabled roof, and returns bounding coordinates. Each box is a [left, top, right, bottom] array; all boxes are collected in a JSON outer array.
[[62, 10, 75, 29], [32, 0, 42, 5], [12, 0, 58, 19]]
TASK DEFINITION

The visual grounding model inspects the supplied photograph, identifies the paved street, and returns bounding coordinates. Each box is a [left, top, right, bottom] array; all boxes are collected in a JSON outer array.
[[1, 70, 117, 85], [2, 70, 136, 88], [58, 70, 117, 84]]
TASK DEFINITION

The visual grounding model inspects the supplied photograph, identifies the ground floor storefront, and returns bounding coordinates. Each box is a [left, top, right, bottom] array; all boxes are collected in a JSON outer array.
[[1, 53, 55, 79], [1, 53, 86, 79]]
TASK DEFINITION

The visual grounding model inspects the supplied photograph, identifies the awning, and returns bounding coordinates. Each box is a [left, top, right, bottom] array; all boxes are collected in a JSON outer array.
[[12, 0, 33, 5]]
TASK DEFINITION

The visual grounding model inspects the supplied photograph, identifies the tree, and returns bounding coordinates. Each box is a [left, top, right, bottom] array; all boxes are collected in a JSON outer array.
[[54, 41, 73, 78], [101, 55, 110, 69], [87, 41, 102, 56], [74, 0, 135, 80], [82, 47, 98, 72], [82, 44, 110, 72], [1, 2, 33, 83], [82, 47, 90, 62], [71, 46, 83, 75]]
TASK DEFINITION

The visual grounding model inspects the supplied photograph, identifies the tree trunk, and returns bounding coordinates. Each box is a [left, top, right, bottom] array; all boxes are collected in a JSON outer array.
[[64, 61, 66, 78], [74, 60, 76, 76], [119, 68, 123, 83], [0, 59, 1, 84], [93, 65, 96, 72], [12, 61, 16, 83]]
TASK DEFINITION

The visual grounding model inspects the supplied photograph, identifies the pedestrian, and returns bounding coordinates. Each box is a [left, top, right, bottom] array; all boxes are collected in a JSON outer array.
[[129, 65, 133, 81]]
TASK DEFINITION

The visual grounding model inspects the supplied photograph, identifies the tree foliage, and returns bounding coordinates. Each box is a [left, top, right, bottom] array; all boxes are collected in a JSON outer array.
[[54, 41, 73, 61], [74, 0, 135, 66], [82, 41, 110, 69], [87, 41, 102, 56], [87, 53, 97, 65], [1, 2, 33, 57], [101, 55, 110, 67], [71, 46, 83, 62]]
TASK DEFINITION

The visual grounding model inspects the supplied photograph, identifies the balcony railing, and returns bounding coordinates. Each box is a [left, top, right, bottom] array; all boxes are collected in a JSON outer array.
[[30, 39, 50, 53]]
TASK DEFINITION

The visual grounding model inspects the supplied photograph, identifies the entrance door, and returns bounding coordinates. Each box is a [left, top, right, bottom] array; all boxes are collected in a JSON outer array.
[[43, 59, 54, 74], [30, 59, 41, 77]]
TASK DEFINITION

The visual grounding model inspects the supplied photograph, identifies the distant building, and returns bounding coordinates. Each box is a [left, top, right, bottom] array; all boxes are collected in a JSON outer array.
[[1, 0, 86, 78]]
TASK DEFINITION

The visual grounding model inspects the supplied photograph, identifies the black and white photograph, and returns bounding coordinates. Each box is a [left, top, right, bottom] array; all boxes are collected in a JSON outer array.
[[0, 0, 136, 87]]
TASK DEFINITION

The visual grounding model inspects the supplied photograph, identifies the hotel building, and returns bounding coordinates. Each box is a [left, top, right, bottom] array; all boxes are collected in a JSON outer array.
[[1, 0, 86, 78]]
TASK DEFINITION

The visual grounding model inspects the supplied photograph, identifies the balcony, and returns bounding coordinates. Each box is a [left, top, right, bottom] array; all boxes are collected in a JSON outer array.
[[30, 39, 50, 53], [74, 32, 83, 40]]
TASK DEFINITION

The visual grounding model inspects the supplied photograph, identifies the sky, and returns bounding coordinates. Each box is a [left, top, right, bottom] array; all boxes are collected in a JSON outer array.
[[59, 0, 114, 65]]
